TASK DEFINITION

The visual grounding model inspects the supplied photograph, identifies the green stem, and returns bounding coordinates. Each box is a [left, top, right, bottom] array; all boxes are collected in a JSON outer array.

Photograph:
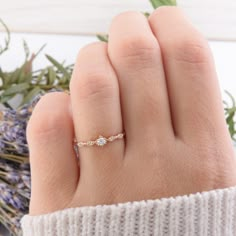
[[0, 216, 10, 234], [0, 19, 11, 55], [0, 202, 16, 216], [0, 153, 29, 163], [0, 170, 6, 176], [227, 107, 236, 113]]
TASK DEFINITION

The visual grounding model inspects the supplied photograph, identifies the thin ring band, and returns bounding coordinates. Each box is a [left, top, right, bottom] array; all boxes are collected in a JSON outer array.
[[75, 132, 125, 148]]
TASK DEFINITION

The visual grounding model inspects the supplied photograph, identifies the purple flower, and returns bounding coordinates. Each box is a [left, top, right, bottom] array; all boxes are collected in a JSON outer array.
[[6, 171, 20, 184], [18, 107, 30, 119], [0, 183, 13, 204], [0, 110, 16, 121], [0, 123, 8, 133], [0, 160, 13, 172], [14, 144, 28, 155], [0, 183, 27, 211], [20, 163, 30, 170], [0, 141, 5, 153]]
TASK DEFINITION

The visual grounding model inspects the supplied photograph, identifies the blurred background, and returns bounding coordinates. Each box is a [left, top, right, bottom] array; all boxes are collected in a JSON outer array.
[[0, 0, 236, 95]]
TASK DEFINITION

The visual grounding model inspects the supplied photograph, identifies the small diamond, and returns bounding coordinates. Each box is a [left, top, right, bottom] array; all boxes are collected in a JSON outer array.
[[96, 137, 107, 146]]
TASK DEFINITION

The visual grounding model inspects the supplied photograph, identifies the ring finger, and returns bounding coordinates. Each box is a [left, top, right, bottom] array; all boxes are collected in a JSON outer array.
[[70, 42, 124, 176]]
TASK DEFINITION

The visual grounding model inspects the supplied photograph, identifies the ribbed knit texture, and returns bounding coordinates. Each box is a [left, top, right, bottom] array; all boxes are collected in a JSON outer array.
[[21, 186, 236, 236]]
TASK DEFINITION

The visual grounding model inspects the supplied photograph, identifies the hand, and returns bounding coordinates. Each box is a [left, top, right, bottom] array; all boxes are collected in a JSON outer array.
[[27, 6, 236, 215]]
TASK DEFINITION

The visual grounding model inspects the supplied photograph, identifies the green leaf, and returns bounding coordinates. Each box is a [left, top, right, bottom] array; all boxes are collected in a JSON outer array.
[[25, 72, 33, 83], [224, 91, 236, 140], [21, 86, 41, 105], [228, 107, 236, 113], [7, 68, 23, 85], [59, 76, 68, 85], [48, 67, 56, 85], [97, 34, 109, 42], [0, 94, 15, 104], [33, 69, 47, 84], [143, 12, 150, 18], [225, 90, 235, 107], [1, 82, 30, 96], [226, 112, 235, 137], [150, 0, 176, 9], [1, 70, 18, 87], [34, 44, 46, 58], [18, 67, 28, 83], [0, 18, 10, 55], [45, 54, 70, 78], [23, 39, 30, 61], [0, 67, 8, 86]]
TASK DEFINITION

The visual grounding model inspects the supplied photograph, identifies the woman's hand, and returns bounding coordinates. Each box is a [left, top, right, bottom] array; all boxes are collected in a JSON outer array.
[[27, 6, 236, 215]]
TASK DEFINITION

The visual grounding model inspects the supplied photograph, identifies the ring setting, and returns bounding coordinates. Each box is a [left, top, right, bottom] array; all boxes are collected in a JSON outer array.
[[96, 136, 107, 146], [75, 132, 125, 148]]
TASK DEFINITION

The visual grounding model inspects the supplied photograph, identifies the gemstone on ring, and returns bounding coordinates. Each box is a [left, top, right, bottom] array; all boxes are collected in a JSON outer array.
[[96, 136, 107, 146]]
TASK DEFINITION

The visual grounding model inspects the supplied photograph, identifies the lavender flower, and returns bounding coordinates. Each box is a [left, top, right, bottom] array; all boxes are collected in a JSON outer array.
[[0, 140, 5, 153], [0, 183, 27, 211], [10, 215, 23, 234], [0, 101, 34, 235], [0, 109, 17, 121], [0, 122, 8, 133], [5, 171, 21, 184]]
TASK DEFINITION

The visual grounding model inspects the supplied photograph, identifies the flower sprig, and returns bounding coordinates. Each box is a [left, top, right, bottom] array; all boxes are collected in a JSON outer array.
[[0, 45, 72, 110], [0, 97, 39, 235]]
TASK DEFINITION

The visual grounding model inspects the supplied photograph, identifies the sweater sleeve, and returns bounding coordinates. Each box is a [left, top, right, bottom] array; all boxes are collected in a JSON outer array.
[[21, 186, 236, 236]]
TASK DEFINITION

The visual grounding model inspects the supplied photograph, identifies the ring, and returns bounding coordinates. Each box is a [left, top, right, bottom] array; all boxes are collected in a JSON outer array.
[[75, 132, 125, 148]]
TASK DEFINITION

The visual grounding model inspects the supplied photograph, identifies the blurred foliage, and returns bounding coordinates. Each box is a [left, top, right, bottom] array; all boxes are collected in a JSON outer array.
[[149, 0, 176, 9], [0, 19, 10, 56], [224, 91, 236, 141]]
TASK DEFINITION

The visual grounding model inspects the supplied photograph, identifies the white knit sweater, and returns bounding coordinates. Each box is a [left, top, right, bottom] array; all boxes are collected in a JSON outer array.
[[21, 186, 236, 236]]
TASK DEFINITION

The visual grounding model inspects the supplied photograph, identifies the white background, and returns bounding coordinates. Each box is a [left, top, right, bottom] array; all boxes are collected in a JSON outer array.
[[0, 0, 236, 40]]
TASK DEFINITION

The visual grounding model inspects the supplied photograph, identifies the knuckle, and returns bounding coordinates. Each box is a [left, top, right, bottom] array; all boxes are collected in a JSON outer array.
[[113, 10, 138, 20], [72, 71, 115, 101], [115, 36, 160, 65], [77, 41, 107, 59], [27, 94, 66, 141], [149, 6, 176, 21], [171, 36, 211, 64]]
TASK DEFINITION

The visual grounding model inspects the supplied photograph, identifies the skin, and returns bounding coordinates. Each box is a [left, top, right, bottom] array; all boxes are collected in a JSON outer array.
[[26, 7, 236, 216]]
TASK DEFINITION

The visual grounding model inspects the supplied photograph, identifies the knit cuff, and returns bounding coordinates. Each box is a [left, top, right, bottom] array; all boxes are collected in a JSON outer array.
[[21, 186, 236, 236]]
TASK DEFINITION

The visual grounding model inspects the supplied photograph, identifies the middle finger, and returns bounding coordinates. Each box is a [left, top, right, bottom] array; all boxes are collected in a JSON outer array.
[[108, 11, 174, 152]]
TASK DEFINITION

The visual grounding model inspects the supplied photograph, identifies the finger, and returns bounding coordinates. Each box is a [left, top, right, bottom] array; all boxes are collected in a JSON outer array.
[[70, 42, 124, 175], [149, 7, 229, 142], [108, 11, 174, 151], [27, 92, 79, 215]]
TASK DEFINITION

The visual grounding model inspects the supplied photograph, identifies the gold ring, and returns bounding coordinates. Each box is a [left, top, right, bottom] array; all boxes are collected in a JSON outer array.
[[75, 132, 125, 148]]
